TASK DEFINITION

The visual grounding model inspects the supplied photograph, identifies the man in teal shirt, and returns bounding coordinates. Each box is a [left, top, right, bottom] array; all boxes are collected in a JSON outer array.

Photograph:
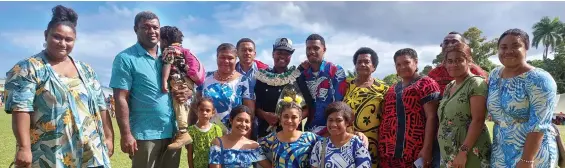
[[110, 11, 191, 168]]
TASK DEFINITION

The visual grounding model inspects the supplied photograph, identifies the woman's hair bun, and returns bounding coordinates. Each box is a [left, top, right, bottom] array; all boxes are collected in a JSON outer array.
[[51, 5, 78, 27]]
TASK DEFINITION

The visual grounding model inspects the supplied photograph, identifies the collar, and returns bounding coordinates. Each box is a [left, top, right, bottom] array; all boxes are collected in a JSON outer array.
[[307, 60, 328, 74], [134, 42, 161, 58], [236, 61, 258, 75]]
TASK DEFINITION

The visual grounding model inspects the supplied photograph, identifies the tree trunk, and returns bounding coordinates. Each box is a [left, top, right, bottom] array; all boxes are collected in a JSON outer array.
[[544, 46, 549, 60]]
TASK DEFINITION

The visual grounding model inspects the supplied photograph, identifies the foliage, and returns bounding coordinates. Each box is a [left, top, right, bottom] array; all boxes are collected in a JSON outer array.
[[532, 16, 564, 60], [431, 27, 498, 72], [382, 73, 400, 86], [420, 65, 433, 76], [529, 42, 565, 94], [346, 70, 356, 78]]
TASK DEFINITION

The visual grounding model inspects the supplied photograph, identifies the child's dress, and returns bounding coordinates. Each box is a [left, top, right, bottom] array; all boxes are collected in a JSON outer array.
[[310, 135, 372, 168], [187, 123, 223, 168]]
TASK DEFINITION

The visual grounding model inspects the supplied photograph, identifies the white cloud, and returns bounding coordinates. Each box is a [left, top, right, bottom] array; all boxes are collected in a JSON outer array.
[[216, 2, 441, 79], [1, 4, 218, 86]]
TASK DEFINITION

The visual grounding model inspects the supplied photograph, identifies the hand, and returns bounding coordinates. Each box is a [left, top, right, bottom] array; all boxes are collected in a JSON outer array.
[[14, 147, 32, 168], [418, 149, 433, 168], [262, 111, 278, 126], [452, 151, 467, 168], [120, 134, 138, 157], [354, 132, 369, 148], [105, 138, 114, 157], [300, 60, 310, 69], [172, 84, 192, 103], [516, 160, 534, 168]]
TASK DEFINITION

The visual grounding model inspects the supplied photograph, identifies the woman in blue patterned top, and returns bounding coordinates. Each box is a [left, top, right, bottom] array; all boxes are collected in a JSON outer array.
[[488, 28, 558, 168], [5, 5, 114, 168], [195, 43, 255, 135], [310, 102, 371, 168], [209, 105, 271, 168], [259, 97, 319, 168]]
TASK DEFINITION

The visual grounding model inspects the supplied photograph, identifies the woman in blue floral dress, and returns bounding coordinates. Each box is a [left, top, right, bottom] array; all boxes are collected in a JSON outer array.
[[488, 28, 558, 168], [5, 5, 114, 168], [310, 102, 371, 168], [209, 105, 271, 168], [195, 43, 255, 134]]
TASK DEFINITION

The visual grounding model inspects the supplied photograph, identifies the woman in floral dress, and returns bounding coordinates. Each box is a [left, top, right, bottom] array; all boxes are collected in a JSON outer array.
[[195, 43, 255, 134], [342, 47, 388, 167], [437, 43, 491, 168], [6, 5, 113, 168], [488, 29, 558, 167]]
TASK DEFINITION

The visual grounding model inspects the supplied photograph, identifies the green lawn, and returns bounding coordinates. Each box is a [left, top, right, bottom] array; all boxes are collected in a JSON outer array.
[[1, 108, 564, 167]]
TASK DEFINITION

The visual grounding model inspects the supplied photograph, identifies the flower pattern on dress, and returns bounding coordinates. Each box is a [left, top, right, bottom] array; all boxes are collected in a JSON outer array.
[[209, 141, 266, 168], [197, 71, 253, 132], [487, 67, 558, 168], [4, 51, 110, 168]]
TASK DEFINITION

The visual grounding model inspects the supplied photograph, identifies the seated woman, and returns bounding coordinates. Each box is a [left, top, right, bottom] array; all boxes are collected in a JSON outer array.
[[209, 105, 271, 168], [310, 102, 372, 168]]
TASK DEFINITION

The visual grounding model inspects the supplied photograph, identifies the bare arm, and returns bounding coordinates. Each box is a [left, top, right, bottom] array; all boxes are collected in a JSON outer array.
[[187, 144, 194, 168], [422, 100, 439, 153], [521, 133, 544, 161], [113, 89, 131, 136], [189, 92, 203, 125], [162, 63, 172, 90], [13, 111, 31, 152], [461, 95, 487, 153], [100, 109, 115, 156], [258, 160, 272, 168]]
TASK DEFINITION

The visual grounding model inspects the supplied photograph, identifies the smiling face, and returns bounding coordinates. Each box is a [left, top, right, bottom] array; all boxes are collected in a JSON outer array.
[[442, 34, 464, 49], [498, 35, 527, 68], [230, 112, 252, 136], [355, 54, 375, 77], [306, 40, 325, 64], [134, 18, 160, 48], [394, 55, 418, 79], [217, 50, 237, 74], [44, 24, 76, 60], [273, 50, 292, 69], [237, 42, 256, 65], [326, 112, 349, 136], [280, 108, 301, 132], [445, 51, 470, 78]]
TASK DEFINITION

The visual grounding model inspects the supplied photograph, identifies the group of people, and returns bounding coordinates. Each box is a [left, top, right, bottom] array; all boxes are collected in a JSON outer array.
[[4, 4, 561, 168]]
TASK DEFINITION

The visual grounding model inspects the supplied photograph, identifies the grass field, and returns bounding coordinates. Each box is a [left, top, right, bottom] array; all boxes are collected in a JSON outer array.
[[1, 107, 564, 167]]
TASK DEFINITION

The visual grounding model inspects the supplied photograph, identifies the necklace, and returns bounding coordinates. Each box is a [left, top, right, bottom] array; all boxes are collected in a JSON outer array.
[[214, 71, 235, 82], [255, 66, 301, 86]]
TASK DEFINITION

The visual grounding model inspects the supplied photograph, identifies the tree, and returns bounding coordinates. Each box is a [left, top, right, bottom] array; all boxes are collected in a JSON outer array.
[[420, 65, 433, 76], [382, 74, 400, 86], [431, 27, 498, 72], [532, 16, 564, 60], [528, 42, 565, 94], [463, 27, 498, 72], [346, 70, 356, 78]]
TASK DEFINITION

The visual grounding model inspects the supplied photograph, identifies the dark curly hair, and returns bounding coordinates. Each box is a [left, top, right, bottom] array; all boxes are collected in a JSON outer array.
[[353, 47, 379, 68], [498, 28, 530, 50], [47, 5, 78, 32], [325, 102, 353, 124], [393, 48, 418, 63], [160, 26, 184, 44]]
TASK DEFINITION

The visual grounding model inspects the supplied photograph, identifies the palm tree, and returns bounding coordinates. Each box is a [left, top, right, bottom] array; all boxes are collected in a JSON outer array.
[[532, 16, 564, 60]]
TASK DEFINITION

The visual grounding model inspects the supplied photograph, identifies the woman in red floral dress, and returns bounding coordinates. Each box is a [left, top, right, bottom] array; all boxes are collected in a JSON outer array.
[[378, 48, 441, 168]]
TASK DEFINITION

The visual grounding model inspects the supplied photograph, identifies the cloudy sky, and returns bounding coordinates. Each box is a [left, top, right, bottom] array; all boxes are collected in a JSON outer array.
[[1, 1, 564, 87]]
